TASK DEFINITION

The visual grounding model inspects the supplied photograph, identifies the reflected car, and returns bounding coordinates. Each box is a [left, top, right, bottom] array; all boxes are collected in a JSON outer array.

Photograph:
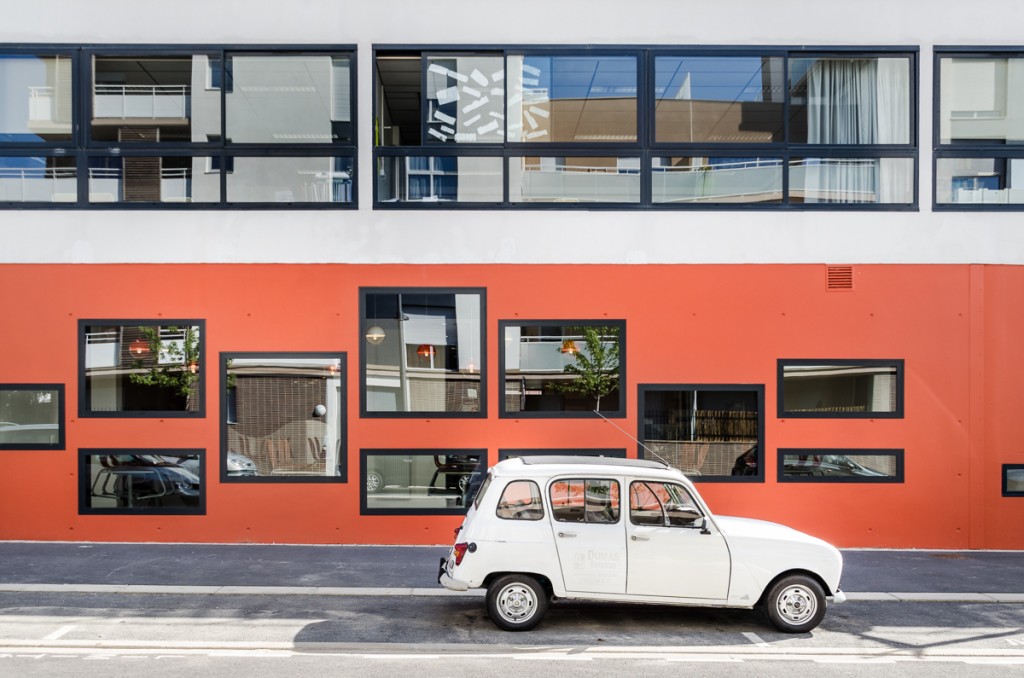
[[91, 455, 201, 508], [366, 454, 480, 505], [782, 454, 888, 478], [180, 452, 258, 477], [0, 423, 59, 445]]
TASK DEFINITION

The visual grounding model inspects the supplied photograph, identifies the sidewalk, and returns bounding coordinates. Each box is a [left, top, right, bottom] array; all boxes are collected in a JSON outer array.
[[0, 542, 1021, 601]]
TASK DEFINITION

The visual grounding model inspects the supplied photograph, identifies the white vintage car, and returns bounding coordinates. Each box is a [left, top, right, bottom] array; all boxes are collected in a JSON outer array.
[[438, 456, 845, 633]]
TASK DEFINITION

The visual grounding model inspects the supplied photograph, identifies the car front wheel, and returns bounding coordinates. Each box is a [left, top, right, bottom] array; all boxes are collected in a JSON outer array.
[[486, 574, 548, 631], [763, 574, 827, 633]]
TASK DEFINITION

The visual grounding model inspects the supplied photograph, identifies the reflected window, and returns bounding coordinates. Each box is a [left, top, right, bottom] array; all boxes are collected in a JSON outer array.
[[778, 449, 904, 483], [1004, 465, 1024, 497], [655, 56, 784, 143], [226, 55, 352, 144], [789, 157, 914, 204], [0, 54, 73, 142], [939, 56, 1024, 145], [80, 449, 204, 514], [363, 450, 485, 513], [226, 156, 352, 203], [937, 157, 1024, 204], [500, 321, 624, 417], [222, 353, 346, 481], [509, 156, 641, 203], [550, 478, 620, 523], [361, 289, 485, 416], [653, 156, 783, 204], [377, 155, 502, 203], [0, 157, 76, 203], [640, 384, 764, 481], [87, 156, 218, 203], [779, 360, 904, 418], [507, 55, 637, 143], [79, 321, 204, 417], [0, 385, 64, 450]]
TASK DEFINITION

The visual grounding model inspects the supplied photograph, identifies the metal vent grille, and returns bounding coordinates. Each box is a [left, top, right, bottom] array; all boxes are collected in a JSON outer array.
[[827, 265, 854, 290]]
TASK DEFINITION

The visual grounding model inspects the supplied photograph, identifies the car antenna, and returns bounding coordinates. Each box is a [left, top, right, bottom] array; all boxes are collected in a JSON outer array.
[[592, 409, 673, 468]]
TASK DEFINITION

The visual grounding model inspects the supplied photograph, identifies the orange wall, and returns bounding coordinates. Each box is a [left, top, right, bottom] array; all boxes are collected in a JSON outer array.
[[0, 263, 1021, 549]]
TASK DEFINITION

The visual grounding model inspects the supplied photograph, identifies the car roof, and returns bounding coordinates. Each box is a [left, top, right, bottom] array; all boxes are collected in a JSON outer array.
[[492, 455, 686, 481]]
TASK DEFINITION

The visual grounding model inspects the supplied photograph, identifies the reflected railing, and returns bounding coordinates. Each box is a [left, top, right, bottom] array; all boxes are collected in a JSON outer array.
[[93, 84, 190, 119]]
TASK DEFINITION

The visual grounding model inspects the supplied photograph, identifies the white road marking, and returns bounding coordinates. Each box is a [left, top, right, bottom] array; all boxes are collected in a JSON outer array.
[[742, 632, 769, 648], [43, 625, 76, 640]]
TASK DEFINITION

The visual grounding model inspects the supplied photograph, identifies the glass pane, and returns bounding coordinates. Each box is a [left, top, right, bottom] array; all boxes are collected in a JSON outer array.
[[377, 155, 502, 202], [790, 157, 914, 204], [0, 387, 61, 447], [365, 452, 483, 511], [1006, 467, 1024, 494], [496, 480, 544, 520], [503, 323, 622, 414], [655, 56, 784, 143], [936, 157, 1024, 204], [88, 156, 218, 203], [425, 55, 505, 144], [0, 54, 73, 142], [364, 291, 483, 414], [642, 389, 760, 478], [84, 452, 202, 512], [0, 157, 76, 202], [585, 479, 620, 523], [781, 451, 901, 481], [226, 55, 352, 144], [226, 156, 353, 203], [509, 156, 640, 203], [92, 56, 219, 143], [224, 356, 343, 478], [782, 362, 900, 415], [789, 57, 911, 144], [940, 57, 1024, 145], [653, 157, 783, 204], [507, 55, 637, 143], [83, 324, 202, 414]]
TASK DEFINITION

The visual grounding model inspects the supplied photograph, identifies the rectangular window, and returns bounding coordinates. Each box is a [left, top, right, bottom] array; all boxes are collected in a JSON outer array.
[[221, 353, 346, 482], [0, 384, 64, 450], [508, 156, 641, 203], [1004, 464, 1024, 497], [79, 449, 205, 514], [362, 449, 485, 514], [500, 321, 624, 417], [789, 157, 914, 204], [424, 54, 505, 144], [936, 157, 1024, 205], [0, 53, 73, 142], [225, 155, 352, 203], [79, 320, 204, 418], [639, 384, 764, 481], [499, 449, 626, 461], [361, 288, 485, 416], [87, 156, 218, 203], [0, 156, 76, 203], [377, 155, 503, 203], [778, 359, 904, 418], [653, 156, 783, 204], [549, 478, 621, 523], [778, 449, 904, 483]]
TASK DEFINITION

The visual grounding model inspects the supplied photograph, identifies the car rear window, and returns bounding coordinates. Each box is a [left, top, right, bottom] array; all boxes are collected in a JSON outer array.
[[496, 480, 544, 520]]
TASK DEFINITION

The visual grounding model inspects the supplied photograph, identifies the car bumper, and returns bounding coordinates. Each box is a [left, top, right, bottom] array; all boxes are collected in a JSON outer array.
[[437, 556, 470, 592], [831, 588, 847, 604]]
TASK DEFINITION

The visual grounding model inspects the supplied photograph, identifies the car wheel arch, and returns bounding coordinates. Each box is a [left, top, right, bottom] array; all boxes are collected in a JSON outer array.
[[755, 568, 833, 607]]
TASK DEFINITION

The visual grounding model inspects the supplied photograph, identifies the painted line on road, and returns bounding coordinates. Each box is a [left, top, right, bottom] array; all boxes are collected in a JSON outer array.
[[42, 625, 76, 640], [742, 632, 769, 648]]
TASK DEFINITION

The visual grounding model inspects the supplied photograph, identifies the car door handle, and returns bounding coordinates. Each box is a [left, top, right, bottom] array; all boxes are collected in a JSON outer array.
[[558, 531, 577, 538], [631, 535, 650, 541]]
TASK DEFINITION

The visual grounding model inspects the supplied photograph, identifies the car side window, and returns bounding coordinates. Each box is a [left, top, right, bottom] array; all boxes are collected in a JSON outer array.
[[496, 480, 544, 520], [629, 481, 703, 527], [549, 478, 620, 524]]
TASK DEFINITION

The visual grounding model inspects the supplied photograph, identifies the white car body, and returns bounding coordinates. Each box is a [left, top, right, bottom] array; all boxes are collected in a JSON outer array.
[[439, 456, 845, 632]]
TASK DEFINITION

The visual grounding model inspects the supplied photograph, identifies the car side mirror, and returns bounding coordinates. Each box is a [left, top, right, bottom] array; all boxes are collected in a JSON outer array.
[[665, 505, 702, 527]]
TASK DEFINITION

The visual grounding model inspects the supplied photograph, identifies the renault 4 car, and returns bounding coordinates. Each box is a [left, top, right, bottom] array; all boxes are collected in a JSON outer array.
[[439, 456, 845, 633]]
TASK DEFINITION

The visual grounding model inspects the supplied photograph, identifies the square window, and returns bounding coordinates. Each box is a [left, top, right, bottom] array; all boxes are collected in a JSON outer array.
[[778, 359, 904, 418], [79, 448, 205, 515], [79, 320, 204, 418], [361, 449, 486, 514], [1003, 465, 1024, 497], [0, 384, 65, 450], [221, 353, 346, 482]]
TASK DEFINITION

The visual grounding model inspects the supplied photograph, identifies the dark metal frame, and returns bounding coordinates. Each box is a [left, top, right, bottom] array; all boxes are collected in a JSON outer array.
[[1003, 464, 1024, 497], [777, 358, 905, 419], [360, 448, 487, 515], [498, 448, 627, 460], [776, 448, 905, 483], [77, 447, 206, 515], [0, 384, 66, 450]]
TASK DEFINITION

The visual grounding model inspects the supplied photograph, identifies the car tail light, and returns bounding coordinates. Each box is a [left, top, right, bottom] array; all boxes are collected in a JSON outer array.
[[453, 542, 470, 565]]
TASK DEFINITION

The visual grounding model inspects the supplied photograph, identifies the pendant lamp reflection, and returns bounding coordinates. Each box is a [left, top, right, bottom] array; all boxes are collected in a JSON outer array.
[[129, 338, 150, 356], [560, 338, 579, 354], [365, 325, 386, 345], [416, 344, 436, 359]]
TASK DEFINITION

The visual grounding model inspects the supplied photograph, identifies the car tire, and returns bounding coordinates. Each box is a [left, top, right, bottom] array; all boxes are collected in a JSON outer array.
[[366, 471, 383, 494], [486, 574, 548, 631], [763, 574, 827, 633]]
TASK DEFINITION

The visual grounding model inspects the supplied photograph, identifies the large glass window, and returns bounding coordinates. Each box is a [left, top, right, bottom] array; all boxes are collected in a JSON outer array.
[[0, 156, 76, 203], [0, 53, 73, 143], [789, 157, 914, 204], [362, 450, 485, 514], [377, 155, 503, 203], [778, 449, 904, 483], [221, 353, 345, 482], [79, 320, 204, 417], [361, 289, 485, 416], [87, 155, 218, 203], [509, 156, 641, 203], [639, 384, 764, 481], [778, 359, 904, 418], [653, 156, 783, 204], [79, 449, 204, 514], [936, 53, 1024, 208], [0, 385, 64, 449], [225, 156, 352, 203], [500, 321, 624, 417]]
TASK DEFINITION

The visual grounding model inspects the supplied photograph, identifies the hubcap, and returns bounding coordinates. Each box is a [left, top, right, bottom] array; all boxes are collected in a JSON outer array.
[[777, 584, 817, 624], [497, 583, 536, 623]]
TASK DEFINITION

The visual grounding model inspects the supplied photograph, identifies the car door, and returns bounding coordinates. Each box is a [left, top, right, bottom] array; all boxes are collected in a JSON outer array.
[[625, 479, 731, 600], [548, 477, 627, 595]]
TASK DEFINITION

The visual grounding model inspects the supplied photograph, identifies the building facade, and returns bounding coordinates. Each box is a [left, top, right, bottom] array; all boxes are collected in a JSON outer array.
[[0, 0, 1022, 549]]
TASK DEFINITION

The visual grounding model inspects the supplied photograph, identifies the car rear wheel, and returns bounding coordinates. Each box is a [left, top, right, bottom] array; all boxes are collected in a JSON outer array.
[[486, 574, 547, 631], [764, 574, 827, 633], [366, 471, 383, 494]]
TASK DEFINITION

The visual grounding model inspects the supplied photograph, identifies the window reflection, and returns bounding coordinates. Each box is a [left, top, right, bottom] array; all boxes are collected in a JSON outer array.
[[377, 155, 503, 202], [83, 451, 203, 513], [780, 450, 902, 482], [0, 54, 73, 142], [87, 156, 218, 203], [653, 157, 783, 203], [226, 156, 352, 203], [939, 57, 1024, 145], [365, 451, 483, 511], [0, 385, 63, 448], [781, 361, 902, 416], [0, 157, 76, 202], [509, 156, 640, 203], [789, 157, 913, 204], [936, 157, 1024, 204]]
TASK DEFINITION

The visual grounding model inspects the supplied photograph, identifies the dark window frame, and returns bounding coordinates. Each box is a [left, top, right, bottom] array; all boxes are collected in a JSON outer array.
[[1003, 464, 1024, 497], [77, 318, 206, 419], [0, 383, 66, 450], [777, 448, 905, 483], [637, 383, 765, 483], [498, 448, 627, 461], [777, 358, 905, 419], [219, 351, 348, 484], [360, 448, 487, 516], [78, 447, 206, 515], [933, 47, 1024, 211], [498, 319, 626, 419], [359, 286, 487, 419]]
